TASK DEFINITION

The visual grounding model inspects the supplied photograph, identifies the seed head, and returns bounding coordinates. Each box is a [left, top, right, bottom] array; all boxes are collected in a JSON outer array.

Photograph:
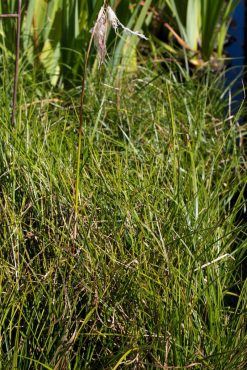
[[91, 5, 148, 65], [91, 7, 108, 65]]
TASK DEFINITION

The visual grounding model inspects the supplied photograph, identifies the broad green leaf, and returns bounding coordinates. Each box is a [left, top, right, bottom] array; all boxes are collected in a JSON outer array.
[[166, 0, 189, 46], [186, 0, 201, 50], [39, 39, 61, 85]]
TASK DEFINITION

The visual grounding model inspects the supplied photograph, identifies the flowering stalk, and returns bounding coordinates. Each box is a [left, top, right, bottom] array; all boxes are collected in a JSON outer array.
[[73, 9, 96, 240], [12, 0, 22, 126], [0, 1, 22, 125], [74, 0, 147, 240]]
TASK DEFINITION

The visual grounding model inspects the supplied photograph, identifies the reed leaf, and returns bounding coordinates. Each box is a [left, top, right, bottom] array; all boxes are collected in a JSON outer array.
[[166, 0, 240, 61]]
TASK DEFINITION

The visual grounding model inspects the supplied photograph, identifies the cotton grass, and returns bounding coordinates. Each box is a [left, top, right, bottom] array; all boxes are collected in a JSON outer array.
[[92, 5, 148, 64]]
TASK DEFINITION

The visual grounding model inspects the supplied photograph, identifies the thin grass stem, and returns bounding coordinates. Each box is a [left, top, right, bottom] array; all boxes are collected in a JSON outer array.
[[11, 0, 21, 126], [74, 1, 109, 239]]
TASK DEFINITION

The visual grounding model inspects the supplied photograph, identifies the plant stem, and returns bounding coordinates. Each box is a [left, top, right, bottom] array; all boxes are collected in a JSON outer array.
[[73, 0, 109, 240], [0, 14, 18, 18], [74, 16, 101, 240], [12, 0, 21, 126]]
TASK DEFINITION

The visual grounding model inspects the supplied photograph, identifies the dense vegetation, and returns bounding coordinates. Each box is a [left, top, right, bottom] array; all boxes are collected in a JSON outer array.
[[0, 61, 246, 368], [0, 1, 246, 369]]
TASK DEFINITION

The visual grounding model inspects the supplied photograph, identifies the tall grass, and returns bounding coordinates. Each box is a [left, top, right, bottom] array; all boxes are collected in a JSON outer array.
[[0, 58, 246, 368]]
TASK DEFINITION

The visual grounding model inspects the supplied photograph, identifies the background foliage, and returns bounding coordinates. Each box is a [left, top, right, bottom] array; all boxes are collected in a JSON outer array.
[[0, 0, 240, 84]]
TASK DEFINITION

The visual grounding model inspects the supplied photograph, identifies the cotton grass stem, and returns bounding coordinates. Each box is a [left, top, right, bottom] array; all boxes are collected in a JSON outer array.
[[74, 0, 109, 239], [0, 1, 22, 125], [74, 0, 147, 239], [12, 0, 21, 126], [73, 29, 95, 240]]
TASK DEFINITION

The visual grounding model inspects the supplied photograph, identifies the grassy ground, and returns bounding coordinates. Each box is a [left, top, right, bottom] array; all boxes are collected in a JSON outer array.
[[0, 63, 246, 369]]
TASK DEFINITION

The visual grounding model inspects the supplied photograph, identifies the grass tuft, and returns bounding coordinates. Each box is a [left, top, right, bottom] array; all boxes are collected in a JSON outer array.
[[0, 63, 246, 369]]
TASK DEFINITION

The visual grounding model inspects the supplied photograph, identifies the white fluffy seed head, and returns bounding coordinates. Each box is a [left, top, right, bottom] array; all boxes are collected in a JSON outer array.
[[107, 6, 120, 32], [92, 6, 148, 64], [91, 7, 108, 65]]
